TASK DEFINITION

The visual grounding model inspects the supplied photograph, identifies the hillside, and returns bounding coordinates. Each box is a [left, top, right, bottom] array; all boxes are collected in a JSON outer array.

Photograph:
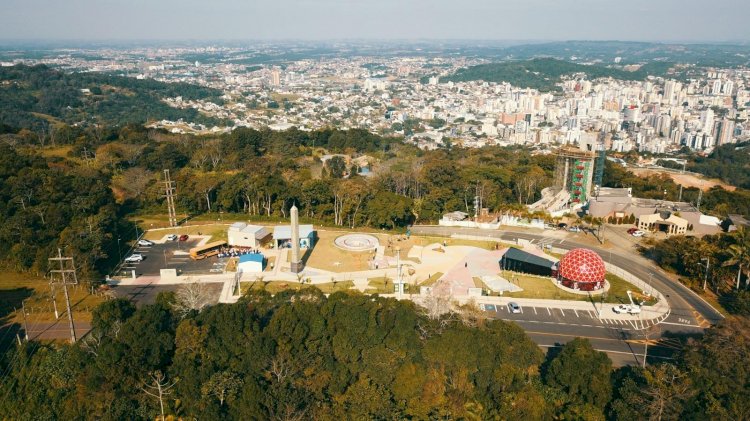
[[440, 58, 669, 92], [658, 141, 750, 190], [0, 64, 226, 130]]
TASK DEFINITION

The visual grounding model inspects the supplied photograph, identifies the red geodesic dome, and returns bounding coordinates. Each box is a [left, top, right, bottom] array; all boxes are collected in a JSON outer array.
[[558, 248, 606, 283]]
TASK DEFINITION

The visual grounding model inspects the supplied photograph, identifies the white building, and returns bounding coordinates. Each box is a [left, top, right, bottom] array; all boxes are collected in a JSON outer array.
[[228, 222, 271, 248]]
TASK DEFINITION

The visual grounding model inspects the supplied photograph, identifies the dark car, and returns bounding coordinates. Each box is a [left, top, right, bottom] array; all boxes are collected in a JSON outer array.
[[179, 234, 189, 241], [627, 227, 638, 234], [557, 222, 568, 229]]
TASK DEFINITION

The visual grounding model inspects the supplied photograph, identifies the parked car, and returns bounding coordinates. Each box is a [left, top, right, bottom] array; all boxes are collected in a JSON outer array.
[[508, 302, 522, 314], [627, 227, 638, 234], [631, 230, 645, 237], [568, 226, 581, 232], [166, 234, 178, 241], [613, 304, 641, 314], [179, 234, 189, 241], [557, 223, 568, 229], [613, 304, 629, 314], [137, 239, 154, 246], [124, 254, 144, 263]]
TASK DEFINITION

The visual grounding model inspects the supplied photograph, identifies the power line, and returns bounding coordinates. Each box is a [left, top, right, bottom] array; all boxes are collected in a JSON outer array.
[[48, 248, 78, 344], [163, 169, 177, 228]]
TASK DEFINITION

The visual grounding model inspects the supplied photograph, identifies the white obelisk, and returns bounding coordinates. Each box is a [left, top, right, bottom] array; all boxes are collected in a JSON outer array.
[[290, 204, 303, 273]]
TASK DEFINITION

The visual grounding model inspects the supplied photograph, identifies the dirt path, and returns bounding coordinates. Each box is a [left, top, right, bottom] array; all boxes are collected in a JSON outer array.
[[628, 167, 735, 191]]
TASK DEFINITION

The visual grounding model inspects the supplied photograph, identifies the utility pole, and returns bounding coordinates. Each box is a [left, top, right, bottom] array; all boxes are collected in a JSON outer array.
[[701, 257, 710, 291], [50, 283, 59, 319], [163, 169, 177, 227], [697, 188, 703, 212], [20, 301, 29, 341], [49, 248, 78, 343]]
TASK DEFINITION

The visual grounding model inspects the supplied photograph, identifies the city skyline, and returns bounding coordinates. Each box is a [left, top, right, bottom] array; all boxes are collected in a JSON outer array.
[[2, 0, 750, 43]]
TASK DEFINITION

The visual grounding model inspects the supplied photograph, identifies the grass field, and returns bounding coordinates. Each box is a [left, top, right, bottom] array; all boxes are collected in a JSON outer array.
[[141, 223, 231, 243], [239, 280, 354, 295], [302, 230, 377, 272], [500, 271, 656, 304], [0, 271, 105, 325], [365, 277, 393, 294], [419, 272, 444, 286]]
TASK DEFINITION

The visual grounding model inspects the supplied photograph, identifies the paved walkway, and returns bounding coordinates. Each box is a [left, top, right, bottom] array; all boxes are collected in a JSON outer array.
[[108, 234, 672, 326]]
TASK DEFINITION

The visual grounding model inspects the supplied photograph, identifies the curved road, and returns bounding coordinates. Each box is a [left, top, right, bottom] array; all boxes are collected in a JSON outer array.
[[411, 225, 723, 365]]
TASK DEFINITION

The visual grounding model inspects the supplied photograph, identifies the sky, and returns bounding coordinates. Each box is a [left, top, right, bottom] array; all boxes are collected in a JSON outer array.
[[1, 0, 749, 42]]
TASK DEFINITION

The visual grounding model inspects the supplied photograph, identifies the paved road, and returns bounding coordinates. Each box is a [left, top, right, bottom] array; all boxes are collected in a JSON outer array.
[[112, 283, 223, 307], [482, 301, 698, 366], [412, 225, 720, 365], [24, 320, 92, 341]]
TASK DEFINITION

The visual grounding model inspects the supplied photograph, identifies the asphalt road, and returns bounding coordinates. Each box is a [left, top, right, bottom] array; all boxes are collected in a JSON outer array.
[[120, 239, 225, 277], [482, 301, 697, 366], [411, 225, 720, 365], [112, 283, 223, 307]]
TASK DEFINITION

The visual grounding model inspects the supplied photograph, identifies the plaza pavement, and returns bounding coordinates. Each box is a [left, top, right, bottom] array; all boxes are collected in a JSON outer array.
[[109, 239, 670, 326]]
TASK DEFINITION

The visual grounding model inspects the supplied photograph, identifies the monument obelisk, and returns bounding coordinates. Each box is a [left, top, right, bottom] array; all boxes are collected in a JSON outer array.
[[290, 204, 304, 273]]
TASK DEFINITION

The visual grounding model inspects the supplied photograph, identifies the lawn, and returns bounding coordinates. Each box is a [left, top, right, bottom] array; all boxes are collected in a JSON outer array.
[[419, 272, 444, 286], [0, 271, 106, 325], [302, 230, 377, 272], [239, 280, 354, 295], [365, 277, 394, 294], [500, 271, 657, 304], [141, 222, 231, 243]]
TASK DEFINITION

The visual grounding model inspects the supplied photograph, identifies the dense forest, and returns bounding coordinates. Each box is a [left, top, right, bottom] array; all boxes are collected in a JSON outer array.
[[1, 289, 749, 420], [0, 64, 226, 131], [440, 58, 671, 92], [641, 226, 750, 315], [3, 119, 750, 284]]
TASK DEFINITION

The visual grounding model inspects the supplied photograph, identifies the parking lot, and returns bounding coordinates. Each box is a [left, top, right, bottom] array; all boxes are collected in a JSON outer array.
[[118, 237, 229, 277]]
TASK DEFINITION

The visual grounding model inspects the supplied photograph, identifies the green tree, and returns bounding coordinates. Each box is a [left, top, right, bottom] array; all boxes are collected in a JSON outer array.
[[544, 338, 613, 412]]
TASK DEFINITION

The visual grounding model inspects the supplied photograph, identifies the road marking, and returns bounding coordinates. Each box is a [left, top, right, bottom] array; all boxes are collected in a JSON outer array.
[[547, 307, 551, 316], [660, 321, 699, 327], [536, 344, 674, 360], [520, 307, 524, 314], [573, 309, 579, 317], [533, 307, 538, 315], [558, 308, 565, 317], [587, 311, 594, 318]]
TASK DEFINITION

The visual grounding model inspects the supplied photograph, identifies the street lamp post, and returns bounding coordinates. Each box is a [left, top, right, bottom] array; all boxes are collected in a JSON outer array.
[[701, 257, 710, 291], [117, 237, 121, 261], [396, 246, 402, 299]]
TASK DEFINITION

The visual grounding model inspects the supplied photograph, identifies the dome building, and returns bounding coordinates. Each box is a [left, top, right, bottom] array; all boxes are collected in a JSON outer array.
[[557, 248, 606, 291]]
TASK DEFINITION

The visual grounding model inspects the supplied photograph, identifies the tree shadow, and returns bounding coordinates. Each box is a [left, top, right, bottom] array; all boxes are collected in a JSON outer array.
[[0, 287, 35, 351]]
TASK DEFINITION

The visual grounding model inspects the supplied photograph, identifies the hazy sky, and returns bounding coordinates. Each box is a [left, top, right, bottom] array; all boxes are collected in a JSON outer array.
[[1, 0, 749, 42]]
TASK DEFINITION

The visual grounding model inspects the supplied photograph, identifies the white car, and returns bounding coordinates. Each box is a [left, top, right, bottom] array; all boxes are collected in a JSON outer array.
[[124, 254, 144, 263], [166, 234, 178, 241], [508, 302, 522, 314], [631, 230, 645, 237], [137, 239, 154, 246], [613, 304, 641, 315], [568, 226, 581, 233]]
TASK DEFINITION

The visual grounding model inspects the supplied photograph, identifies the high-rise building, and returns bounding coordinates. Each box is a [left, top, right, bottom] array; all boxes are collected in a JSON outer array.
[[663, 80, 682, 104], [716, 118, 736, 145], [270, 68, 281, 86], [554, 146, 596, 204], [700, 109, 714, 135]]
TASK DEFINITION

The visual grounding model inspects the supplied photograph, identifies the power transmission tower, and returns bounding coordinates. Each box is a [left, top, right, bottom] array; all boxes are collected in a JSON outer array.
[[48, 248, 78, 343], [163, 169, 177, 227]]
